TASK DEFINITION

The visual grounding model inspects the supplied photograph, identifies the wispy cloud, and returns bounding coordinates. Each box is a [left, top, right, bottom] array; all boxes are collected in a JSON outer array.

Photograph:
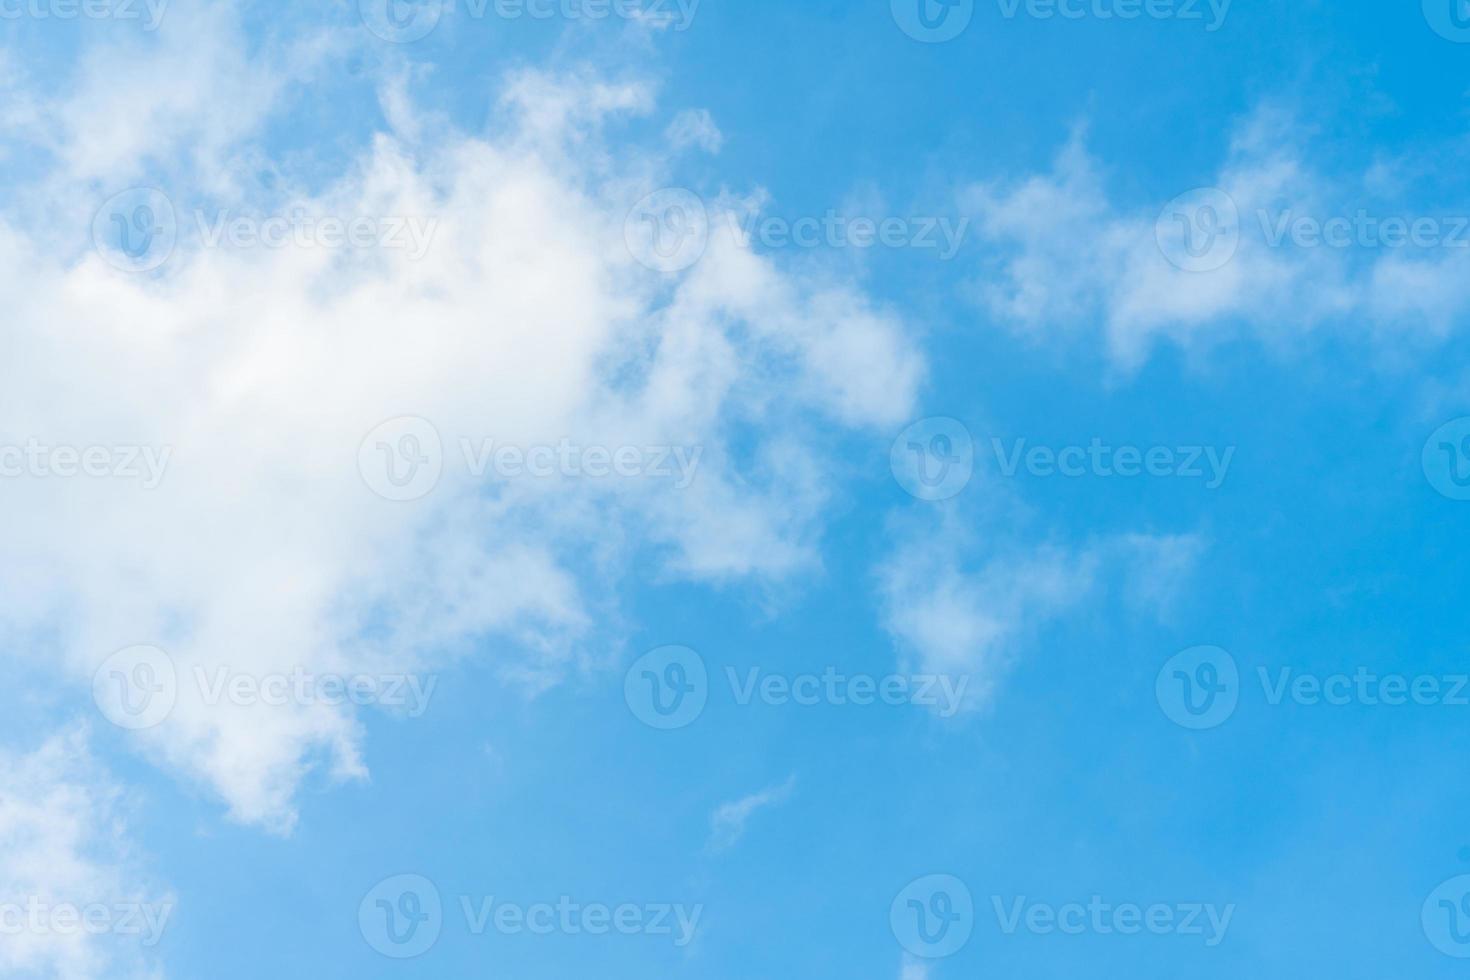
[[707, 775, 797, 853]]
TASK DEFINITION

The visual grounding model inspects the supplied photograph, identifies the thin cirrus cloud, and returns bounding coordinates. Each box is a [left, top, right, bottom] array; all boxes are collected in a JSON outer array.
[[706, 774, 797, 853]]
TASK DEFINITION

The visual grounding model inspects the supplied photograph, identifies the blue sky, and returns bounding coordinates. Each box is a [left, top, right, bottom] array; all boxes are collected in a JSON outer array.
[[2, 0, 1470, 978]]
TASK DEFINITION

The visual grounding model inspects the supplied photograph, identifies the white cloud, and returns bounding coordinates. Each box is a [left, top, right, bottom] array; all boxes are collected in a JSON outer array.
[[0, 728, 170, 980], [878, 514, 1204, 712], [0, 49, 922, 833], [665, 108, 723, 154], [963, 109, 1470, 369], [707, 775, 796, 853]]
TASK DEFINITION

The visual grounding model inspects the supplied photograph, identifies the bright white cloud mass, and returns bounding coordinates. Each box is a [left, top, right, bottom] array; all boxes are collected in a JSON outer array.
[[0, 7, 928, 834]]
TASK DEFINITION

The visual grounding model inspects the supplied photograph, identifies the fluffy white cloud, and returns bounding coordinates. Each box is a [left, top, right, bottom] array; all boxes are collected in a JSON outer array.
[[0, 729, 170, 980], [0, 13, 922, 832]]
